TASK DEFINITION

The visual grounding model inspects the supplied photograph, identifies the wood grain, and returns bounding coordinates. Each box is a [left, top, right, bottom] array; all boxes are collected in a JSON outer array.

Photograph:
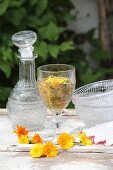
[[0, 109, 8, 115], [0, 152, 113, 170], [0, 144, 113, 154], [0, 109, 76, 116]]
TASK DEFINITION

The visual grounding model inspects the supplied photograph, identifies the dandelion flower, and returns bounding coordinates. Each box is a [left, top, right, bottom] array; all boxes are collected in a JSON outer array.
[[13, 125, 29, 137], [18, 135, 29, 144], [78, 131, 87, 139], [78, 132, 93, 146], [31, 133, 43, 144], [43, 142, 58, 158], [57, 133, 74, 150], [30, 144, 43, 158], [81, 137, 93, 146]]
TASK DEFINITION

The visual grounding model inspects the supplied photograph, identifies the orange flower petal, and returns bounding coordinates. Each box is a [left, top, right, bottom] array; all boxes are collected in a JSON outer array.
[[14, 125, 29, 137], [31, 133, 43, 144]]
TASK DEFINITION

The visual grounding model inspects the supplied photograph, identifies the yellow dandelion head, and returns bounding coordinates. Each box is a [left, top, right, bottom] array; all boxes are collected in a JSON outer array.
[[78, 131, 86, 139], [57, 133, 74, 150], [45, 76, 68, 86], [30, 144, 43, 158], [77, 132, 93, 146], [81, 137, 93, 146], [43, 141, 58, 158], [18, 135, 29, 144]]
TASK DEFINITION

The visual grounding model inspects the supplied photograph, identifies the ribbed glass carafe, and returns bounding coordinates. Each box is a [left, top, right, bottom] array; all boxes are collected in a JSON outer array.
[[6, 31, 47, 130]]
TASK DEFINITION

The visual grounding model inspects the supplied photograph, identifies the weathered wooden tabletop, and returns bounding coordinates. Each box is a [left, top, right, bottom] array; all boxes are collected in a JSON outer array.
[[0, 109, 113, 170]]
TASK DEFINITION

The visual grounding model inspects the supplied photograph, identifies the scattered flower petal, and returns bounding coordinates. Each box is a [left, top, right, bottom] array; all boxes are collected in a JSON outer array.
[[96, 140, 106, 145], [89, 136, 95, 144]]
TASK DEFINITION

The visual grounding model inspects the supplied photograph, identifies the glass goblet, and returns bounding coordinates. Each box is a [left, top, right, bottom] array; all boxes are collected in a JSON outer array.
[[37, 64, 75, 128]]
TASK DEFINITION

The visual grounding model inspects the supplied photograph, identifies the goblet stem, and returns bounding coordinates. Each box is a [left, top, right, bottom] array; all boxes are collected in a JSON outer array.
[[53, 112, 62, 129], [56, 113, 60, 128]]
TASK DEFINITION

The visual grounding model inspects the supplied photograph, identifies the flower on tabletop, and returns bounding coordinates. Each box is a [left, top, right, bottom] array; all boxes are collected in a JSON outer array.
[[80, 136, 93, 146], [78, 131, 87, 139], [13, 125, 29, 137], [31, 133, 43, 144], [43, 141, 58, 158], [18, 135, 29, 144], [57, 133, 74, 150], [30, 144, 44, 158], [77, 131, 93, 146]]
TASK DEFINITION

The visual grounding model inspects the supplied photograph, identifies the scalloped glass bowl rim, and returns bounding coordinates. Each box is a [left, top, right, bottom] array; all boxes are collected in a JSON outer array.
[[73, 79, 113, 100]]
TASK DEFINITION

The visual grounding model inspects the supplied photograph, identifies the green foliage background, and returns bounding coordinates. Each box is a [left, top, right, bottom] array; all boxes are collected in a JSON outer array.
[[0, 0, 113, 108]]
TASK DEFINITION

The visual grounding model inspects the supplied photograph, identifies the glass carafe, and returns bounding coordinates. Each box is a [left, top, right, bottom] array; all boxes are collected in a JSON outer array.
[[6, 31, 47, 130]]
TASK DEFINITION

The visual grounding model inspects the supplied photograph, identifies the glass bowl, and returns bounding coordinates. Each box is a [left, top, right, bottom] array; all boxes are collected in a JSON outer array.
[[72, 80, 113, 127]]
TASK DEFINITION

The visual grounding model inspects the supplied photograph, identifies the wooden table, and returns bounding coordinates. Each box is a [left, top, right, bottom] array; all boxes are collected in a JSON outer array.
[[0, 109, 113, 170]]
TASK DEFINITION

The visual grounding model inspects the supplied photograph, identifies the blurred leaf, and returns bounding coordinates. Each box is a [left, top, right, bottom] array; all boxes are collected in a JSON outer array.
[[48, 0, 74, 10], [39, 22, 63, 41], [74, 48, 86, 59], [0, 0, 9, 16], [90, 49, 111, 60], [9, 0, 26, 7], [60, 12, 76, 22], [35, 0, 48, 16], [1, 47, 13, 61], [101, 68, 113, 74], [0, 86, 11, 101], [0, 33, 12, 46], [41, 10, 57, 24], [81, 69, 103, 84], [60, 41, 74, 51], [12, 52, 19, 65], [29, 0, 37, 6], [27, 11, 57, 28], [48, 45, 59, 58], [86, 28, 96, 41], [0, 61, 11, 78], [27, 15, 41, 28], [74, 34, 86, 44], [6, 8, 26, 26], [35, 41, 48, 60], [59, 27, 66, 33], [90, 38, 102, 49]]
